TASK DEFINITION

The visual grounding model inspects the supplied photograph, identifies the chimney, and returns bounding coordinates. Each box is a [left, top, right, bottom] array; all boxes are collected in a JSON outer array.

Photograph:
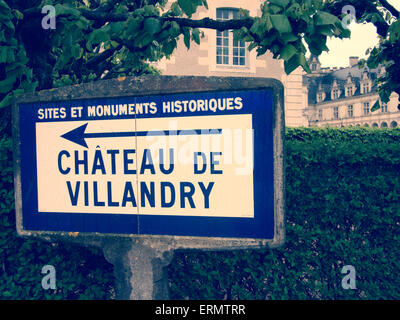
[[349, 56, 359, 67]]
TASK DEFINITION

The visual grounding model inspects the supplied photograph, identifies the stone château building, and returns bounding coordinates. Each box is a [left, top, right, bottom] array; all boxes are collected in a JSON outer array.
[[305, 55, 399, 128], [157, 1, 399, 128]]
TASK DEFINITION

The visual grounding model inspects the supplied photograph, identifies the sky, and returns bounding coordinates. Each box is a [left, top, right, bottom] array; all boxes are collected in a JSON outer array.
[[319, 0, 400, 68]]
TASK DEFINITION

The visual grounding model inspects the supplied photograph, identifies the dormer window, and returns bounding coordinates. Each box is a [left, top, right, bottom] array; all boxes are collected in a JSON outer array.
[[332, 89, 339, 100], [346, 86, 353, 97], [317, 92, 324, 102], [362, 83, 370, 94]]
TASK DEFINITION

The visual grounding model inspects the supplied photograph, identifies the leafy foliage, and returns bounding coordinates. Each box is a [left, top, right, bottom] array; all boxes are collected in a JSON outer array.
[[0, 0, 37, 128], [169, 127, 400, 300], [0, 135, 115, 300], [323, 0, 400, 108], [1, 0, 399, 126]]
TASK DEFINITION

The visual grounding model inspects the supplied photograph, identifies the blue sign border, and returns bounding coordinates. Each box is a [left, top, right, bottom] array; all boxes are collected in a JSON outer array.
[[18, 89, 274, 239]]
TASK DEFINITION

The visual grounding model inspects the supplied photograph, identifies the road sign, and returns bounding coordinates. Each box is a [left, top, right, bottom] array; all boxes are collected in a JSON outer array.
[[13, 76, 285, 246]]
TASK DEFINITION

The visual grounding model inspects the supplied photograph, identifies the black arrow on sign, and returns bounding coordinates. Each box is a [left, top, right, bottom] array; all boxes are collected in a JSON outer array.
[[61, 123, 223, 148]]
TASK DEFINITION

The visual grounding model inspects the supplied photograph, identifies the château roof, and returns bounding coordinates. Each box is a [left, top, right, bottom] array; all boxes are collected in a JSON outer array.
[[306, 63, 382, 105]]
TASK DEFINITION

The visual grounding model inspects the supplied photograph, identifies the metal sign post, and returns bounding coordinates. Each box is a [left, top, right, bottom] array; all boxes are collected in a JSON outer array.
[[13, 76, 285, 299]]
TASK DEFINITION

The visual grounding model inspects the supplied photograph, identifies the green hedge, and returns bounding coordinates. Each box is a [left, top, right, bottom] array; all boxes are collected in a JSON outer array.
[[0, 135, 114, 299], [168, 127, 400, 300], [0, 127, 399, 299]]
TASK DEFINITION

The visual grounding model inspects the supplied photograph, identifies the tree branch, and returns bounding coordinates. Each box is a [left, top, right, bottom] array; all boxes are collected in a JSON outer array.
[[23, 6, 253, 31], [85, 44, 122, 68], [79, 8, 253, 30], [161, 16, 254, 31]]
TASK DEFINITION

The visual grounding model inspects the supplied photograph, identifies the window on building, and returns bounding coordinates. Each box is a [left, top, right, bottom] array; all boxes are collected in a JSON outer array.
[[312, 63, 317, 71], [333, 106, 339, 119], [318, 109, 323, 120], [317, 93, 323, 102], [381, 103, 388, 113], [347, 105, 353, 118], [346, 86, 353, 97], [216, 8, 246, 66], [363, 102, 370, 115], [332, 89, 339, 100], [362, 83, 370, 94]]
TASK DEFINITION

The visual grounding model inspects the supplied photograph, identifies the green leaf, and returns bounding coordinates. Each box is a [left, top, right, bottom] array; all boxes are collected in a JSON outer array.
[[269, 0, 290, 8], [144, 17, 161, 35], [143, 5, 160, 17], [163, 39, 177, 55], [340, 28, 351, 38], [248, 42, 258, 51], [192, 28, 200, 45], [168, 2, 183, 16], [0, 75, 17, 93], [314, 11, 341, 26], [0, 92, 13, 108], [299, 53, 311, 73], [178, 0, 198, 17], [389, 21, 400, 43], [0, 46, 8, 63], [54, 4, 80, 17], [0, 0, 10, 12], [315, 25, 334, 36], [2, 18, 14, 32], [169, 21, 181, 37], [371, 100, 380, 112], [0, 29, 5, 42], [306, 33, 328, 56], [270, 15, 292, 33], [110, 22, 124, 35], [269, 4, 283, 14], [281, 32, 298, 43], [158, 27, 172, 41], [71, 45, 82, 59], [13, 9, 23, 20], [280, 44, 297, 61], [133, 32, 153, 48], [125, 16, 143, 36], [86, 27, 111, 51], [284, 54, 300, 74], [286, 3, 302, 19], [250, 17, 271, 36], [182, 27, 191, 49], [284, 53, 310, 74]]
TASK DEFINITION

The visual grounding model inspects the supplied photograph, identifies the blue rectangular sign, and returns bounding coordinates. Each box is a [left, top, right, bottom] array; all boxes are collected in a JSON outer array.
[[17, 88, 276, 240]]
